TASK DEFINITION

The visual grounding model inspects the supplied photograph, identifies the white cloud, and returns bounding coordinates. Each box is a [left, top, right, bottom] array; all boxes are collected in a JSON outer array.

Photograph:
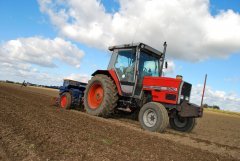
[[191, 84, 240, 112], [38, 0, 240, 61], [0, 36, 86, 85], [65, 73, 91, 83], [0, 62, 63, 85], [163, 60, 175, 75], [0, 37, 84, 68]]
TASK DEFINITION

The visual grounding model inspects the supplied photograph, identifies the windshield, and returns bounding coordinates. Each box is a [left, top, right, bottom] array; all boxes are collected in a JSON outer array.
[[139, 50, 160, 77]]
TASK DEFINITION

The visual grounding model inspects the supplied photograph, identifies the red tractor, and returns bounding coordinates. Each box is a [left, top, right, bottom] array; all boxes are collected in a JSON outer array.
[[59, 42, 203, 133]]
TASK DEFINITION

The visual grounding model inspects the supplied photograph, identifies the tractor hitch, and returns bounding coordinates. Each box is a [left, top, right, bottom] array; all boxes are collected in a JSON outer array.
[[177, 100, 203, 118]]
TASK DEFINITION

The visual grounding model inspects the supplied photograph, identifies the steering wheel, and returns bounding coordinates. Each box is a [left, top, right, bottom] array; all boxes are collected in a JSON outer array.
[[143, 67, 148, 72], [119, 66, 125, 72]]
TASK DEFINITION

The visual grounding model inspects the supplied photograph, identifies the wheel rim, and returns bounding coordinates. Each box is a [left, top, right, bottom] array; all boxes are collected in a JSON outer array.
[[87, 83, 104, 109], [173, 116, 188, 128], [143, 109, 157, 127], [60, 95, 67, 108]]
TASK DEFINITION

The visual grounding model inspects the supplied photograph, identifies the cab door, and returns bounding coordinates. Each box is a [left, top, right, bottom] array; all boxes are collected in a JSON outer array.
[[113, 48, 137, 96], [134, 50, 161, 96]]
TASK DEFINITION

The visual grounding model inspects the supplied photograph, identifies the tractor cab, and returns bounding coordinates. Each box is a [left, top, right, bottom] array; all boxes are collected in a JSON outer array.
[[108, 43, 165, 97]]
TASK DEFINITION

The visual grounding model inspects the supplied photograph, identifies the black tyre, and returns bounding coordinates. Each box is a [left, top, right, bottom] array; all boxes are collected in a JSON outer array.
[[138, 102, 169, 133], [59, 92, 72, 109], [84, 74, 118, 117], [169, 116, 196, 132], [130, 109, 140, 121], [131, 92, 151, 121]]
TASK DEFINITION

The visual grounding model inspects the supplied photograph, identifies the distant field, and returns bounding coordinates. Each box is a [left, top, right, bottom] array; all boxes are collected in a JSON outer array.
[[0, 82, 59, 97], [204, 108, 240, 117]]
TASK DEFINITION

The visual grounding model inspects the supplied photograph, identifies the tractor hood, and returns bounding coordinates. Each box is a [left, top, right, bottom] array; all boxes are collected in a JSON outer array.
[[143, 76, 182, 92], [142, 76, 192, 105]]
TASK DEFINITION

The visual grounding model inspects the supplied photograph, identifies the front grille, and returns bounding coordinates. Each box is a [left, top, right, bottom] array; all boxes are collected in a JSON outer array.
[[181, 82, 192, 97], [180, 82, 192, 103]]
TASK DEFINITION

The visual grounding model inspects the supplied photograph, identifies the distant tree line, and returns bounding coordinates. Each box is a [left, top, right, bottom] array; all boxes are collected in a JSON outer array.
[[203, 103, 220, 110]]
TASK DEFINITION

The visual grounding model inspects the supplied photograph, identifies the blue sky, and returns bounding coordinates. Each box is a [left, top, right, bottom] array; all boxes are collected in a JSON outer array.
[[0, 0, 240, 111]]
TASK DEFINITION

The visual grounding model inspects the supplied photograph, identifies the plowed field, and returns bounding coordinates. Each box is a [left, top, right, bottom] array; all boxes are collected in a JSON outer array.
[[0, 83, 239, 161]]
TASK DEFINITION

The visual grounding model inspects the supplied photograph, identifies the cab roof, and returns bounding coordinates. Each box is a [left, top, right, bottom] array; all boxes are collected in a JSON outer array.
[[108, 42, 163, 57]]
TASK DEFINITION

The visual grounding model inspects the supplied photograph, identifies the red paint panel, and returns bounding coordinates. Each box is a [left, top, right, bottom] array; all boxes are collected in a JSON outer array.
[[143, 76, 182, 88], [151, 90, 178, 104], [143, 76, 182, 104], [108, 70, 122, 96]]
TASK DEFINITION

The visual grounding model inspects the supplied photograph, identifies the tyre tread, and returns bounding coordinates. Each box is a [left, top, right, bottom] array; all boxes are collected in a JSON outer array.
[[84, 74, 118, 117]]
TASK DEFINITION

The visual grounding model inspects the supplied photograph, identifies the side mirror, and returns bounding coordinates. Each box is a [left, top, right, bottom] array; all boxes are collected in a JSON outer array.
[[165, 61, 168, 69]]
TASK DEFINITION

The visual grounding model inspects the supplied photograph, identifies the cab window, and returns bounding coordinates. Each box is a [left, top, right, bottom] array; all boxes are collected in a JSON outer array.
[[139, 51, 160, 77], [114, 49, 136, 82]]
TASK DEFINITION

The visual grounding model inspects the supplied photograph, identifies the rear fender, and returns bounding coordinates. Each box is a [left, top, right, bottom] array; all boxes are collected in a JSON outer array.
[[92, 70, 122, 96]]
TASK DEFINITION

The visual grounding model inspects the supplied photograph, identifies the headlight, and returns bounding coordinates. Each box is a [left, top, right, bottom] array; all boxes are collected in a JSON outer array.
[[180, 95, 184, 99]]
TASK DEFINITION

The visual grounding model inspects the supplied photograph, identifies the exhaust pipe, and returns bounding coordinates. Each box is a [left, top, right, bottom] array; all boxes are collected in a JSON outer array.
[[200, 74, 208, 107]]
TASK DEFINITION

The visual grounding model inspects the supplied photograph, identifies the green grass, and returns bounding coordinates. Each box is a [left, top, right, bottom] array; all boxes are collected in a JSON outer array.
[[204, 108, 240, 117]]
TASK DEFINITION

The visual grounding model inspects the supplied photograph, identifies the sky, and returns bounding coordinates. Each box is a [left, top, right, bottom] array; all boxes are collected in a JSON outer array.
[[0, 0, 240, 112]]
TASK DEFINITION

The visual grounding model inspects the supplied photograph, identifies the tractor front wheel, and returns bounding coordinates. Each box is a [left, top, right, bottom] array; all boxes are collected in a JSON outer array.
[[138, 102, 169, 133], [59, 92, 72, 109], [84, 74, 118, 117], [169, 115, 196, 132]]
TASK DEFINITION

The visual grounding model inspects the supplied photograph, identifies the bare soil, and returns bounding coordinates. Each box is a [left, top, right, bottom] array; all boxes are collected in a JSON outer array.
[[0, 83, 239, 161]]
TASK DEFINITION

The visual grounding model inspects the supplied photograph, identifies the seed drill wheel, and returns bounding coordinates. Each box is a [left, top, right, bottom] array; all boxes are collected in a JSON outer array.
[[139, 102, 169, 133], [84, 74, 118, 117], [169, 116, 196, 132], [59, 92, 71, 109]]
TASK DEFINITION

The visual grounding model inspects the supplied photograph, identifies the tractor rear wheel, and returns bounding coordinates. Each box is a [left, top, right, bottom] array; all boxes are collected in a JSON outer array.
[[169, 116, 196, 132], [59, 92, 71, 109], [84, 74, 118, 117], [138, 102, 169, 133]]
